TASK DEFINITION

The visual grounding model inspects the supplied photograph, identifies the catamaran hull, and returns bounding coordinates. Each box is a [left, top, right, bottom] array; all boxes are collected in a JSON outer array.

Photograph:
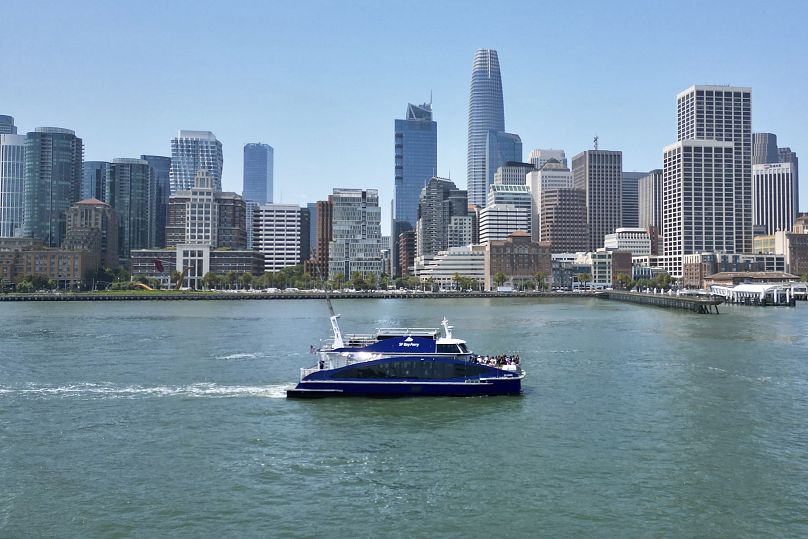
[[287, 377, 523, 398]]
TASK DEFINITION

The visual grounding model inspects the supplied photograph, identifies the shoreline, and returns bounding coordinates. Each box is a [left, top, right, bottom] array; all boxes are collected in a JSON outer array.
[[0, 290, 603, 301]]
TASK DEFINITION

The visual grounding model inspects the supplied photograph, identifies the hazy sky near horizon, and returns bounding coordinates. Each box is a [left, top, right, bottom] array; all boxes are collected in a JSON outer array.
[[3, 0, 807, 231]]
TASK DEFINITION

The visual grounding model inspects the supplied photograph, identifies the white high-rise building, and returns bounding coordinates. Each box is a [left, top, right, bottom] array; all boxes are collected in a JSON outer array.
[[169, 130, 224, 194], [328, 188, 383, 279], [663, 85, 752, 277], [478, 203, 530, 244], [487, 184, 533, 237], [0, 134, 26, 238], [527, 159, 573, 242], [529, 149, 567, 169], [447, 215, 474, 247], [752, 162, 797, 234], [493, 162, 534, 186], [604, 227, 652, 256], [253, 204, 301, 272]]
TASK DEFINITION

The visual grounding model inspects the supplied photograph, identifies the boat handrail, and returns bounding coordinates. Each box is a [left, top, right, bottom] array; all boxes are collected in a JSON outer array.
[[374, 327, 439, 336]]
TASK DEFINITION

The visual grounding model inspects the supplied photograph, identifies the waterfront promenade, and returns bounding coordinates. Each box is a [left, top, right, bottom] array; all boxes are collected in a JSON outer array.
[[0, 290, 600, 301]]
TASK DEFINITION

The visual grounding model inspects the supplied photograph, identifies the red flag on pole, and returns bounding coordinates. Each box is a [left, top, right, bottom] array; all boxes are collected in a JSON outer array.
[[153, 258, 164, 272]]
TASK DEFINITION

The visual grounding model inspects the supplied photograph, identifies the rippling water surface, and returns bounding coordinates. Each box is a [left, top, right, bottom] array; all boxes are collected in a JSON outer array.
[[2, 298, 808, 537]]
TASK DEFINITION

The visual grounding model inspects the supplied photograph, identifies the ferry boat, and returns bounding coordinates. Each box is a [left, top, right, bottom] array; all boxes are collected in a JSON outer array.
[[287, 299, 525, 398]]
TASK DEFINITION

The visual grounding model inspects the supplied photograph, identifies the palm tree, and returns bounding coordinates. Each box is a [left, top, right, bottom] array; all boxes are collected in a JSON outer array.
[[576, 272, 591, 291], [533, 271, 548, 291], [493, 272, 508, 289]]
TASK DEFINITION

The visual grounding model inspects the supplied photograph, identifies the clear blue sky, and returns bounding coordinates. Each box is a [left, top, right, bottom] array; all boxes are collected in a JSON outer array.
[[3, 0, 807, 233]]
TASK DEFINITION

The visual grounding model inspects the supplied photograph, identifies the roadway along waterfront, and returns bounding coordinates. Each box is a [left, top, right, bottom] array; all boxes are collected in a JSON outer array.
[[2, 298, 807, 537]]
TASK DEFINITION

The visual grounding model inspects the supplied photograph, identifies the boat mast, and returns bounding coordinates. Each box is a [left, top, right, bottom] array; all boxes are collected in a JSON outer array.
[[324, 288, 344, 349], [441, 317, 453, 339]]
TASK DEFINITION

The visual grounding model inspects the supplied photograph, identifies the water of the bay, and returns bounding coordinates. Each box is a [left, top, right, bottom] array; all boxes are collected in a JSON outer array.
[[1, 297, 807, 537]]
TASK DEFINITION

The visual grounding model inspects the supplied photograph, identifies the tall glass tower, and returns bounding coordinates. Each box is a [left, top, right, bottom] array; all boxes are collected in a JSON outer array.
[[106, 158, 156, 263], [0, 115, 17, 135], [22, 127, 83, 247], [467, 49, 505, 207], [242, 143, 273, 204], [141, 155, 171, 247], [0, 134, 26, 237], [169, 130, 223, 194], [394, 103, 437, 230]]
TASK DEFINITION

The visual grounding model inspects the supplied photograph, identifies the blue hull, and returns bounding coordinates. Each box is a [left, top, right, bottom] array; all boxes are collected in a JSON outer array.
[[287, 377, 522, 398]]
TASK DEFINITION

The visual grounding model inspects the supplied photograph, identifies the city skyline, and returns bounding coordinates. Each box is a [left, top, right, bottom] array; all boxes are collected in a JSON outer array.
[[3, 2, 807, 233]]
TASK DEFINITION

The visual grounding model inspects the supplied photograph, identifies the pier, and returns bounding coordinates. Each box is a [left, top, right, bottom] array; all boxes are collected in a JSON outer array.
[[602, 291, 723, 314]]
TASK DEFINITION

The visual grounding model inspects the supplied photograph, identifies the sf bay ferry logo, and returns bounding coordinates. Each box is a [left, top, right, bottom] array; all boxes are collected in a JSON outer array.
[[399, 336, 420, 348]]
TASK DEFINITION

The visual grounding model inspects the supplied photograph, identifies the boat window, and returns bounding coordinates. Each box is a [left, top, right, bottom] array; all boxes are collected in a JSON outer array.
[[458, 343, 469, 353], [332, 359, 490, 380], [436, 344, 459, 354]]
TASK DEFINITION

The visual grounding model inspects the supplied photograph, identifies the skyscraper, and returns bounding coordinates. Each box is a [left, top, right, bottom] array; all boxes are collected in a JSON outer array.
[[394, 103, 437, 230], [394, 102, 437, 277], [752, 162, 797, 234], [572, 150, 623, 251], [493, 161, 533, 186], [105, 158, 155, 263], [416, 177, 468, 258], [141, 155, 171, 248], [663, 85, 752, 276], [169, 130, 223, 194], [467, 49, 505, 207], [22, 127, 83, 247], [0, 134, 26, 238], [638, 169, 663, 236], [485, 130, 521, 193], [242, 143, 273, 204], [621, 171, 646, 228], [0, 115, 17, 135], [252, 204, 301, 272], [81, 161, 109, 201], [752, 132, 778, 164]]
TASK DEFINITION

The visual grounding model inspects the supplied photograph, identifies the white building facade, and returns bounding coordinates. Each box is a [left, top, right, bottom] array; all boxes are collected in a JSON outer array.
[[527, 160, 573, 242], [479, 203, 531, 244], [416, 245, 485, 288], [253, 203, 301, 272], [604, 227, 652, 256], [0, 134, 26, 238], [752, 162, 797, 234], [169, 130, 224, 194]]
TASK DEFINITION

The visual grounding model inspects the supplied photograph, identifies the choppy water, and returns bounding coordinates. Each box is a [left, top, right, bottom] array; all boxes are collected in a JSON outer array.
[[1, 298, 808, 537]]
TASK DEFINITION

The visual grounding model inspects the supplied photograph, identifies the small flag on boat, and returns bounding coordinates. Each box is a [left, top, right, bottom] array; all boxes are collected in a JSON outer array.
[[153, 258, 164, 272]]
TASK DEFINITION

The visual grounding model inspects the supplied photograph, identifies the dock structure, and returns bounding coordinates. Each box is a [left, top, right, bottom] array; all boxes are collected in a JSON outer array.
[[602, 291, 723, 314]]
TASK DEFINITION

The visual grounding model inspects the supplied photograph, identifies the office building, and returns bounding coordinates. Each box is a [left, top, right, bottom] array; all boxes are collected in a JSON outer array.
[[169, 130, 223, 194], [478, 203, 530, 245], [81, 161, 109, 202], [604, 227, 651, 256], [328, 188, 383, 279], [752, 162, 797, 234], [0, 134, 26, 238], [485, 131, 522, 197], [621, 171, 645, 228], [141, 155, 171, 247], [417, 245, 485, 288], [63, 198, 119, 269], [467, 49, 505, 207], [416, 177, 468, 258], [394, 102, 437, 277], [166, 170, 247, 249], [528, 148, 567, 169], [253, 203, 301, 272], [394, 102, 437, 230], [487, 184, 532, 237], [494, 161, 534, 186], [540, 188, 588, 253], [638, 169, 663, 232], [527, 159, 573, 242], [572, 149, 623, 251], [304, 199, 332, 280], [105, 158, 155, 264], [242, 143, 273, 204], [663, 85, 752, 276], [0, 115, 16, 135], [753, 133, 778, 165], [22, 127, 84, 247]]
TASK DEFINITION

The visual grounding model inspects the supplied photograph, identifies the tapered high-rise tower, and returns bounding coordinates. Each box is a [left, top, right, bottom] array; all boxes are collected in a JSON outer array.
[[467, 49, 505, 207]]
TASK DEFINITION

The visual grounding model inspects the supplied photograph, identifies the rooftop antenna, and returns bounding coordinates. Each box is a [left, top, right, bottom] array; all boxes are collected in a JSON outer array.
[[429, 89, 433, 107], [593, 135, 599, 150]]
